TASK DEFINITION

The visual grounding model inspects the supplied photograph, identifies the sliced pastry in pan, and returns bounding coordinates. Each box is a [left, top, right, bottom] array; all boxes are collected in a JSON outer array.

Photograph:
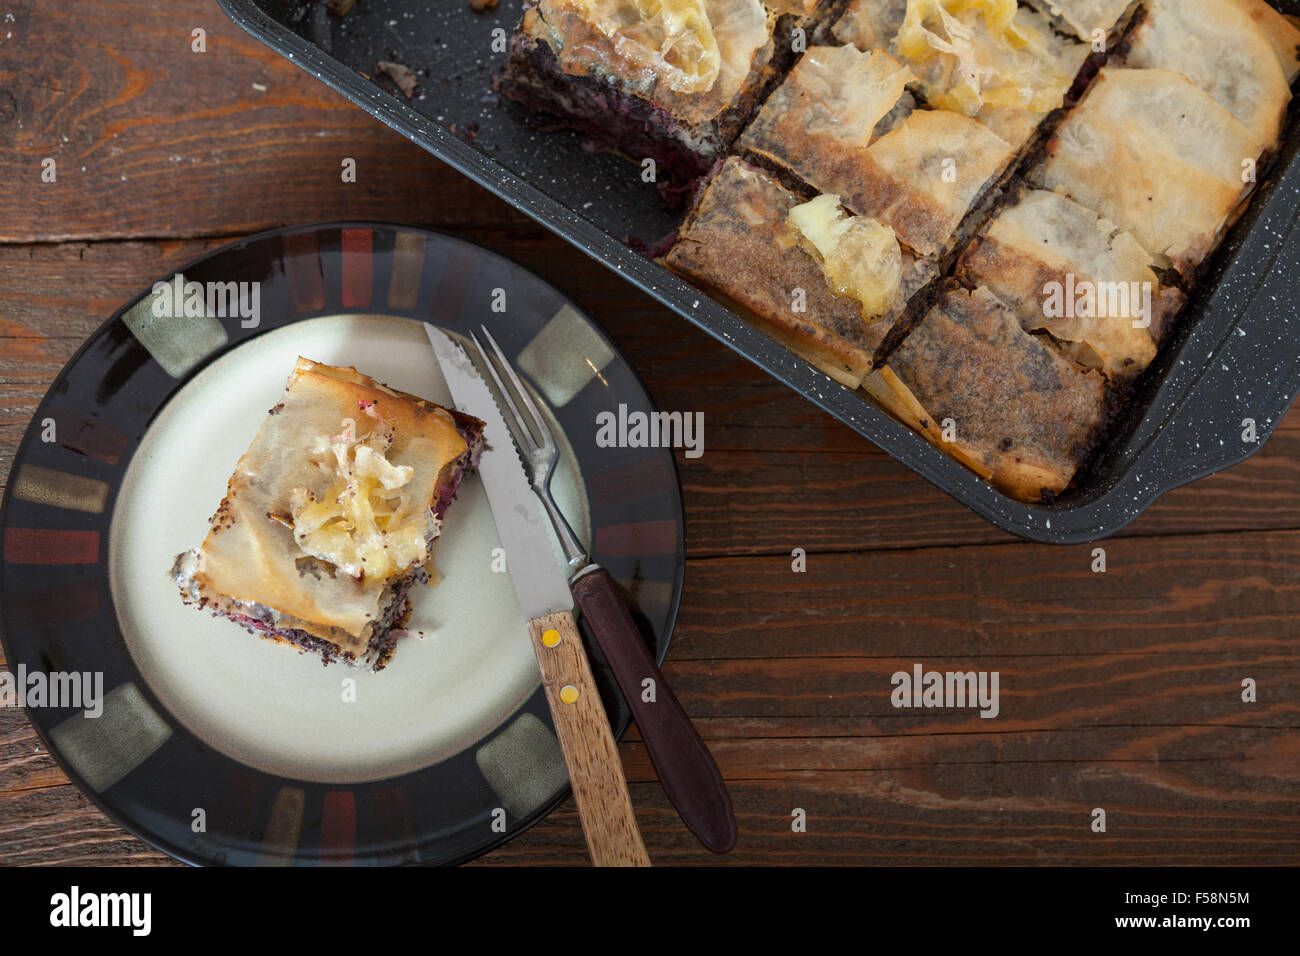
[[738, 45, 1016, 257], [830, 0, 1092, 152], [738, 44, 916, 160], [865, 282, 1107, 500], [1029, 67, 1268, 278], [662, 157, 936, 387], [829, 0, 908, 50], [1121, 0, 1300, 144], [173, 358, 486, 670], [1236, 0, 1300, 84], [499, 0, 792, 188], [957, 189, 1186, 381]]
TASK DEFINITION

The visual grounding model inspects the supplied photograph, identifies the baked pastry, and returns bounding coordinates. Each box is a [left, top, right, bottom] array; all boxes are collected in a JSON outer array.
[[1029, 66, 1267, 278], [737, 44, 1017, 257], [498, 0, 1298, 503], [1120, 0, 1300, 144], [831, 0, 1092, 151], [865, 283, 1106, 500], [663, 157, 936, 387], [1022, 0, 1137, 40], [957, 188, 1185, 380], [172, 358, 485, 670], [498, 0, 804, 190]]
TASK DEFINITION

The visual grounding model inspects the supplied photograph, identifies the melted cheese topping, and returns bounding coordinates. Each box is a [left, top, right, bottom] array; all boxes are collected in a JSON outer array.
[[289, 414, 435, 582], [562, 0, 724, 92], [896, 0, 1067, 115], [789, 195, 903, 319]]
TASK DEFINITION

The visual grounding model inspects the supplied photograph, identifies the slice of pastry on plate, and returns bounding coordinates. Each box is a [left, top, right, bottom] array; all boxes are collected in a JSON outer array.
[[173, 358, 486, 671]]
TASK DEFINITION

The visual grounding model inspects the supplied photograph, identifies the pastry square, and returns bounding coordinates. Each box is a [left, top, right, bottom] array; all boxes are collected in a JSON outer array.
[[738, 45, 1017, 257], [1028, 66, 1267, 277], [498, 0, 808, 190], [1022, 0, 1137, 41], [173, 358, 486, 670], [831, 0, 1092, 152], [957, 188, 1185, 381], [663, 156, 937, 387], [1120, 0, 1300, 144], [865, 283, 1106, 500]]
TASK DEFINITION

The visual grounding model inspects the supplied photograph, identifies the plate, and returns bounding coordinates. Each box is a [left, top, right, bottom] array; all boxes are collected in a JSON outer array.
[[0, 223, 684, 865]]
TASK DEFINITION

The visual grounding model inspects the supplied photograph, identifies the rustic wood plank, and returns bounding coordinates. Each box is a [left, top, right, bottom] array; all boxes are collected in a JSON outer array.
[[668, 529, 1300, 658], [2, 0, 1298, 869], [2, 238, 1299, 555], [5, 741, 1294, 866], [2, 530, 1296, 865], [1, 0, 534, 243]]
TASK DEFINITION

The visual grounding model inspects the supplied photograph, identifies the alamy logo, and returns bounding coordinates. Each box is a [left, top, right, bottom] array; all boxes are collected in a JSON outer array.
[[1042, 274, 1152, 329], [0, 666, 102, 717], [50, 886, 151, 936], [151, 273, 260, 328], [595, 404, 704, 459], [890, 663, 1000, 718]]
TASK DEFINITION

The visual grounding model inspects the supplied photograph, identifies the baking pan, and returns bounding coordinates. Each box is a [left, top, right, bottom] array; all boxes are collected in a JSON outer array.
[[217, 0, 1300, 543]]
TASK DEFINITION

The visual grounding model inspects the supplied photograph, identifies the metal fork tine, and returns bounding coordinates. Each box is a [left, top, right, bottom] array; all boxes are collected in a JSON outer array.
[[479, 325, 554, 452], [468, 330, 540, 454]]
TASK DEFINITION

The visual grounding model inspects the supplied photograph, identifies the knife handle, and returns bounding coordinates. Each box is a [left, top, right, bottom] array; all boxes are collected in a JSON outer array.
[[527, 610, 650, 867], [572, 566, 737, 854]]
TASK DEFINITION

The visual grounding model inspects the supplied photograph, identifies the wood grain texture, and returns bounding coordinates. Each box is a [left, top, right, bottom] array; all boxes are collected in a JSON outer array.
[[3, 238, 1300, 551], [526, 611, 650, 867], [1, 0, 533, 242], [0, 0, 1298, 867]]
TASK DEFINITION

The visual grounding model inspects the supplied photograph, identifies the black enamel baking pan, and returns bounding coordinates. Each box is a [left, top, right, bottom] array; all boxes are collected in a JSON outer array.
[[217, 0, 1300, 543]]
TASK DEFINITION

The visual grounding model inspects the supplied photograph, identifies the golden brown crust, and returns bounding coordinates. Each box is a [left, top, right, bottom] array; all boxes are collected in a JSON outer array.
[[742, 86, 1016, 257], [1023, 0, 1136, 40], [662, 158, 934, 387], [1122, 0, 1294, 144], [521, 0, 777, 129], [955, 190, 1186, 380], [872, 283, 1106, 500], [189, 359, 470, 651], [1030, 67, 1265, 277]]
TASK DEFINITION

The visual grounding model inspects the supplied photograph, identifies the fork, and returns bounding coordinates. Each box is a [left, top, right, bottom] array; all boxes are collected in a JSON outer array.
[[469, 325, 738, 854]]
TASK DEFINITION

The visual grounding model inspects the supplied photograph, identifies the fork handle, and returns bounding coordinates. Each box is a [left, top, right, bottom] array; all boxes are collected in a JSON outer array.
[[572, 566, 737, 854], [527, 609, 650, 867]]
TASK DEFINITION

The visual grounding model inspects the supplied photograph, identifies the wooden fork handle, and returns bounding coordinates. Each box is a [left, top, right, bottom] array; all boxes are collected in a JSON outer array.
[[527, 610, 650, 867]]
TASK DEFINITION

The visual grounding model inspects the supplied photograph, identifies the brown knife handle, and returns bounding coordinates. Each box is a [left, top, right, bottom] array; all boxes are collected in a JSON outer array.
[[572, 566, 737, 854], [527, 610, 650, 867]]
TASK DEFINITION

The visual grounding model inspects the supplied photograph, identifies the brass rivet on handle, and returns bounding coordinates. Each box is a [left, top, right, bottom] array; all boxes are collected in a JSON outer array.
[[559, 685, 579, 704], [542, 628, 561, 647]]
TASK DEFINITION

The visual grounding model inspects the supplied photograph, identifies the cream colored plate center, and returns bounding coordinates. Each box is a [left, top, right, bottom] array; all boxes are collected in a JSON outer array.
[[109, 314, 587, 784]]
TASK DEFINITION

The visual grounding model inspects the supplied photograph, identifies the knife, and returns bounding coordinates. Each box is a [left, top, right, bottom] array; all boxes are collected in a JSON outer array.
[[425, 322, 650, 867]]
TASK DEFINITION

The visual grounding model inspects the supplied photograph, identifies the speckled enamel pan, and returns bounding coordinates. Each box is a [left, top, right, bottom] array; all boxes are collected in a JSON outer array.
[[218, 0, 1300, 542]]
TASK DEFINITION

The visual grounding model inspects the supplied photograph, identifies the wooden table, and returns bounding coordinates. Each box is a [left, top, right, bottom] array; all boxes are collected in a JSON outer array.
[[2, 0, 1298, 866]]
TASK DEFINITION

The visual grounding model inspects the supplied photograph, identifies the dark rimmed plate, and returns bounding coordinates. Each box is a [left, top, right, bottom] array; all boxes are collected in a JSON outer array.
[[0, 222, 684, 865], [217, 0, 1300, 542]]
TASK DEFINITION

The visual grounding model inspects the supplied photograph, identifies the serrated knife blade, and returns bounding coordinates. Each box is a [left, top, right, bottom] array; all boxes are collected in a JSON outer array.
[[424, 321, 651, 867], [423, 323, 574, 621]]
